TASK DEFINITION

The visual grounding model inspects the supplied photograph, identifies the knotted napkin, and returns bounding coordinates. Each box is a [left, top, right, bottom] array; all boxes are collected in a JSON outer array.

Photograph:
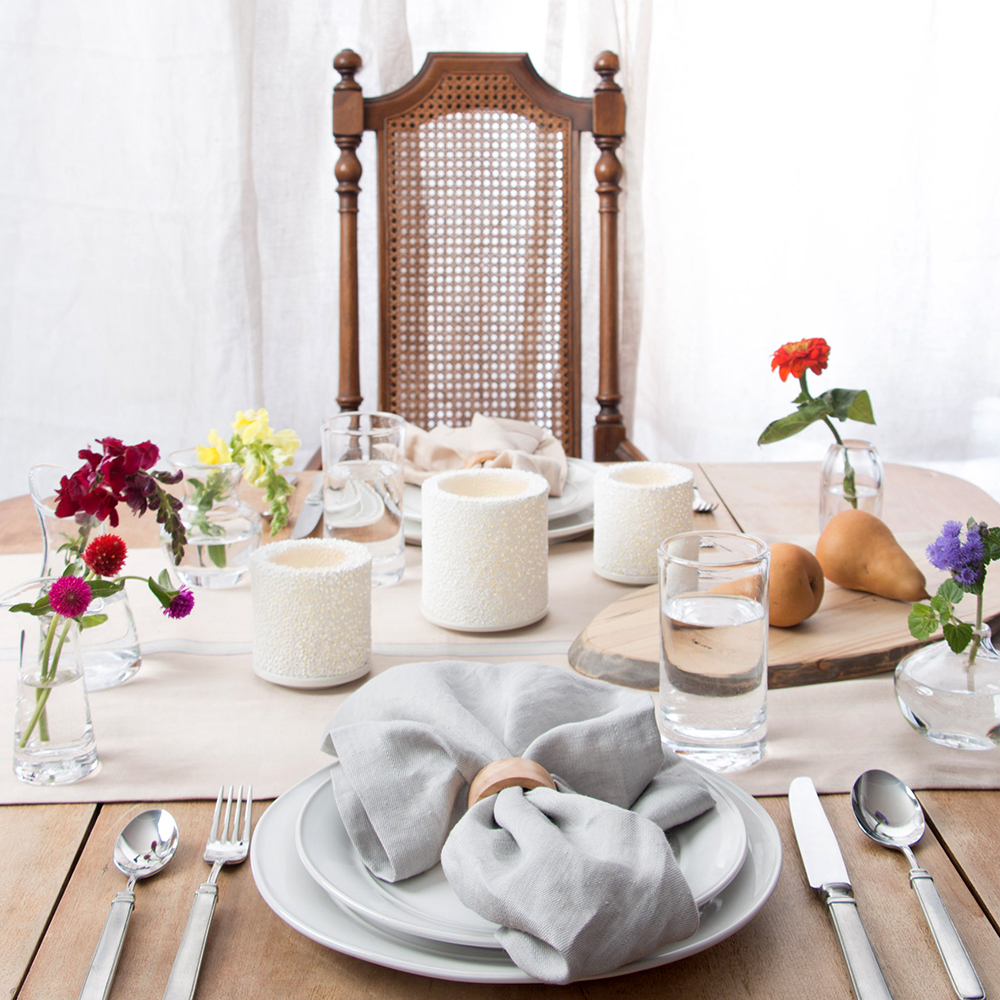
[[320, 661, 716, 983], [403, 415, 569, 496]]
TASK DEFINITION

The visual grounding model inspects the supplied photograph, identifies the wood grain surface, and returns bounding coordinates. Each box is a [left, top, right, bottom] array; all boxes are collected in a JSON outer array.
[[570, 463, 1000, 689]]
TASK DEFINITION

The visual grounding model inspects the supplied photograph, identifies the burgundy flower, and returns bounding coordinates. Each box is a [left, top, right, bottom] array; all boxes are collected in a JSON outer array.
[[48, 576, 93, 619], [83, 534, 128, 577], [163, 588, 195, 619]]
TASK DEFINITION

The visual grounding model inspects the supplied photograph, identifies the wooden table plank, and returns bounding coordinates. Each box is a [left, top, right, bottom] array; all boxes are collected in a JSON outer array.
[[0, 803, 96, 999], [920, 790, 1000, 933]]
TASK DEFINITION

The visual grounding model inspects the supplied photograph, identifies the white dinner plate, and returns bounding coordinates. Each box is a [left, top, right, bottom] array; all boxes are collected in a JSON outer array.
[[404, 458, 596, 524], [294, 766, 747, 949], [251, 765, 781, 984]]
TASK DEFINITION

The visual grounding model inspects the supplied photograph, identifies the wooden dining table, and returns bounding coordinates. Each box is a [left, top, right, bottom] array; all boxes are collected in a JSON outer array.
[[1, 461, 998, 999]]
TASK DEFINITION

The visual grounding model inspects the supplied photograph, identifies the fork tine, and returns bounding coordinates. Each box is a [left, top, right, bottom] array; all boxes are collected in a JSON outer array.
[[209, 785, 223, 840], [222, 784, 234, 840], [242, 785, 253, 843], [230, 784, 244, 841]]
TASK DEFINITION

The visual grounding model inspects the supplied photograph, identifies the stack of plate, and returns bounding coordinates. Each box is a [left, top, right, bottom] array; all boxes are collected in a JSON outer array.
[[250, 764, 783, 983], [403, 458, 598, 545]]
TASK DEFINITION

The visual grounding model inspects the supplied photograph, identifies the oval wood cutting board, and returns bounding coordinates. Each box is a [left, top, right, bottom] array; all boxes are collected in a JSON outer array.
[[569, 544, 1000, 690]]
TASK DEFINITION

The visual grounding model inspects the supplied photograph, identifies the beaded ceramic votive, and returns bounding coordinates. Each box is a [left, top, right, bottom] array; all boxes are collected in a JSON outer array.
[[593, 462, 694, 584], [250, 538, 371, 688], [421, 468, 549, 632]]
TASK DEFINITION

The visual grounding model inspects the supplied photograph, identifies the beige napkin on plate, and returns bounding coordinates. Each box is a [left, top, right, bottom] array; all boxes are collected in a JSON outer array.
[[321, 660, 716, 983], [403, 414, 568, 496]]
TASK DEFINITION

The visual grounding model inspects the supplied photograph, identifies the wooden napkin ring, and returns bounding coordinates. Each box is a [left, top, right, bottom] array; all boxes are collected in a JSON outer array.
[[462, 450, 499, 469], [467, 757, 557, 809]]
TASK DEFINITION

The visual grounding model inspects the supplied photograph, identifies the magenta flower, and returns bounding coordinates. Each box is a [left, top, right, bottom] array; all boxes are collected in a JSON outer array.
[[48, 576, 93, 619], [163, 588, 195, 619]]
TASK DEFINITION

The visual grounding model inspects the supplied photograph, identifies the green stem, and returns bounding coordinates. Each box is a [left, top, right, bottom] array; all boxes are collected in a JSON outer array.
[[20, 615, 73, 748], [967, 593, 984, 667]]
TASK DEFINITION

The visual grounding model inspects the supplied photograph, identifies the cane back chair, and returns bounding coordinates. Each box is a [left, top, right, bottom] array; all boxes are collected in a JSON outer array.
[[333, 49, 642, 462]]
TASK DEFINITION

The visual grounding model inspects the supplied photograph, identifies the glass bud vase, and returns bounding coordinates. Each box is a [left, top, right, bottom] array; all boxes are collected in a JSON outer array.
[[10, 583, 100, 785], [29, 464, 141, 691], [819, 440, 884, 531], [164, 449, 263, 589], [894, 629, 1000, 751]]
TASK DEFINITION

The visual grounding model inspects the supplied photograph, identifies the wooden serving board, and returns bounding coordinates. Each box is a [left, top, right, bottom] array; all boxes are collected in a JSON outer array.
[[569, 545, 1000, 690]]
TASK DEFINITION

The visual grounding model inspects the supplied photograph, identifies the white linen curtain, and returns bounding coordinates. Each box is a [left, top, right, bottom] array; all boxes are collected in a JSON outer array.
[[1, 0, 998, 502]]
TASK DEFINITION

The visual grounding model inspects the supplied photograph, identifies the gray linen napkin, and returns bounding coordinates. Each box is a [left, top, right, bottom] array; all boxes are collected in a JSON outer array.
[[321, 660, 716, 983]]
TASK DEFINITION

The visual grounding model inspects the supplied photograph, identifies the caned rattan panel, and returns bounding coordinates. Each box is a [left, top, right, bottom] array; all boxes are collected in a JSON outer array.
[[379, 72, 579, 453]]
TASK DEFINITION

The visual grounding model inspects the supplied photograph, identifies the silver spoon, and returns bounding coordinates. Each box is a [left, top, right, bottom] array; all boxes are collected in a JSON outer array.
[[79, 809, 179, 1000], [852, 769, 984, 1000]]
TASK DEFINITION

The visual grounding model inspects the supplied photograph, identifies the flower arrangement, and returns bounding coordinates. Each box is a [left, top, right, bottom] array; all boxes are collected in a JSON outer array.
[[54, 437, 187, 563], [758, 338, 876, 508], [9, 534, 194, 746], [909, 518, 1000, 664], [196, 409, 300, 535]]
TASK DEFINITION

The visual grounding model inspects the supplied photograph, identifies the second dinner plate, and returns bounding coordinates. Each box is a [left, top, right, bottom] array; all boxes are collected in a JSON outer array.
[[295, 764, 748, 949]]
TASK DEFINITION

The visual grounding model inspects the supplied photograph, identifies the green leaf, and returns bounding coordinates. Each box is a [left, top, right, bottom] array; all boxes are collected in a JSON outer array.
[[757, 400, 833, 444], [8, 601, 46, 617], [908, 603, 939, 641], [846, 389, 875, 424], [79, 613, 109, 631], [929, 594, 952, 622], [157, 569, 172, 590], [937, 579, 964, 605], [943, 620, 974, 654], [208, 544, 228, 568], [88, 579, 126, 598]]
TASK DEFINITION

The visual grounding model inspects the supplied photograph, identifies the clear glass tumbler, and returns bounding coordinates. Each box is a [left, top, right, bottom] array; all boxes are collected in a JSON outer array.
[[657, 531, 769, 772], [322, 412, 406, 587]]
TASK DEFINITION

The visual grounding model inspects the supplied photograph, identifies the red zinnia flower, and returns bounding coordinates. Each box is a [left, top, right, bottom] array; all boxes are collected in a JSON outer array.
[[770, 338, 831, 382], [48, 576, 93, 619], [83, 534, 128, 577]]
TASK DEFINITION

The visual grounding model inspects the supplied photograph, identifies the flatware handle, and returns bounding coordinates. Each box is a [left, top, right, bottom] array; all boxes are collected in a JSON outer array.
[[909, 869, 984, 999], [162, 882, 218, 1000], [824, 886, 894, 1000], [78, 890, 135, 1000]]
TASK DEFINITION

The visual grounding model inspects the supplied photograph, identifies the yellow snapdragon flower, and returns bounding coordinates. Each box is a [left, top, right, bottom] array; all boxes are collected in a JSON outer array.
[[196, 429, 232, 465], [232, 408, 273, 446]]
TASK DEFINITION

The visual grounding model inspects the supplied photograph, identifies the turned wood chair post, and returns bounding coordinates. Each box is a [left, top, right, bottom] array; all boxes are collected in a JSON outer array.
[[591, 52, 630, 462], [333, 49, 364, 413]]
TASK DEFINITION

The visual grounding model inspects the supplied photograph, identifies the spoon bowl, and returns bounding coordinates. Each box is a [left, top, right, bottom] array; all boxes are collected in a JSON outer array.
[[852, 769, 983, 1000], [114, 808, 179, 883]]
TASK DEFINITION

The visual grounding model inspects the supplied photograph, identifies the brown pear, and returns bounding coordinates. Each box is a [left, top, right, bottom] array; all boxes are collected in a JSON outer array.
[[769, 542, 825, 627], [815, 509, 929, 602]]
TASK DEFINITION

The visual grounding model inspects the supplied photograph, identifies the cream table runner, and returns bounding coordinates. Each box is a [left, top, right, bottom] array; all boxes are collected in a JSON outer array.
[[0, 546, 996, 804]]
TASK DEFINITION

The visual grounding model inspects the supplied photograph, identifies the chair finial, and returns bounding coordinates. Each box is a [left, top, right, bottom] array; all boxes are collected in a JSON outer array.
[[594, 51, 620, 90], [334, 49, 363, 88]]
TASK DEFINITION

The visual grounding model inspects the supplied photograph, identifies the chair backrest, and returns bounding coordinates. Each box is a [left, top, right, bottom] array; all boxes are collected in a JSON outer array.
[[333, 49, 640, 461]]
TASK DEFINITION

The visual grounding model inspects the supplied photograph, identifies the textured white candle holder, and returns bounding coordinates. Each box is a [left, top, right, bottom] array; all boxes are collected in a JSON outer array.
[[421, 468, 549, 632], [250, 538, 372, 688], [593, 462, 694, 584]]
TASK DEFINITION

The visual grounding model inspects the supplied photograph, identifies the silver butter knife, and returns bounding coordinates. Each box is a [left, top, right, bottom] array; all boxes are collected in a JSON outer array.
[[291, 475, 324, 538], [789, 776, 895, 1000]]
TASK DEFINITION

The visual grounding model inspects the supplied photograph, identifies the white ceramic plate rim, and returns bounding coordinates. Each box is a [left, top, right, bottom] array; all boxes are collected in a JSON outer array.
[[294, 765, 747, 948], [251, 763, 782, 984], [405, 458, 595, 524]]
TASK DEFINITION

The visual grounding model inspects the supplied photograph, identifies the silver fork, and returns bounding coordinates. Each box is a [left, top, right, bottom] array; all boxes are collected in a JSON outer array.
[[162, 785, 252, 1000], [692, 486, 719, 513]]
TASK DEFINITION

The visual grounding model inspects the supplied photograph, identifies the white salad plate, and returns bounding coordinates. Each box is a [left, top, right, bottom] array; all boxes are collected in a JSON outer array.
[[294, 766, 747, 949], [404, 457, 595, 524], [251, 765, 781, 983]]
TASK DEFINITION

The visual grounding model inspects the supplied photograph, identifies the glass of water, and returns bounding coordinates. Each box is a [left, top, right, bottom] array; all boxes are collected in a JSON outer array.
[[321, 412, 405, 587], [657, 531, 770, 772]]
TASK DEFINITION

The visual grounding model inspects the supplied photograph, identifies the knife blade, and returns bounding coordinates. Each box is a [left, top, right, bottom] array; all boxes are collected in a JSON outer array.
[[789, 777, 895, 1000], [290, 475, 324, 538]]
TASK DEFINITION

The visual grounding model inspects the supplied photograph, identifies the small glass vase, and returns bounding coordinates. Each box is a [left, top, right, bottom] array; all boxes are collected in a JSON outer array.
[[10, 583, 99, 785], [164, 449, 263, 589], [29, 464, 141, 690], [894, 629, 1000, 751], [819, 440, 884, 531]]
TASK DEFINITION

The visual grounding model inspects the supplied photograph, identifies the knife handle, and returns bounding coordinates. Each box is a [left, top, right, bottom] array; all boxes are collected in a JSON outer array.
[[823, 884, 894, 1000], [909, 868, 984, 999]]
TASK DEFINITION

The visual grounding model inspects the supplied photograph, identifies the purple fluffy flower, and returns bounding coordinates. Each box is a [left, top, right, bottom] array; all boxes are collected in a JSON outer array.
[[163, 587, 195, 619], [48, 576, 93, 619], [926, 520, 985, 586]]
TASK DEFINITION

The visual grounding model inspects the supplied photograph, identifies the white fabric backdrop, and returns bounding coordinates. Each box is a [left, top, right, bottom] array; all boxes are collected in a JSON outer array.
[[1, 0, 998, 502]]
